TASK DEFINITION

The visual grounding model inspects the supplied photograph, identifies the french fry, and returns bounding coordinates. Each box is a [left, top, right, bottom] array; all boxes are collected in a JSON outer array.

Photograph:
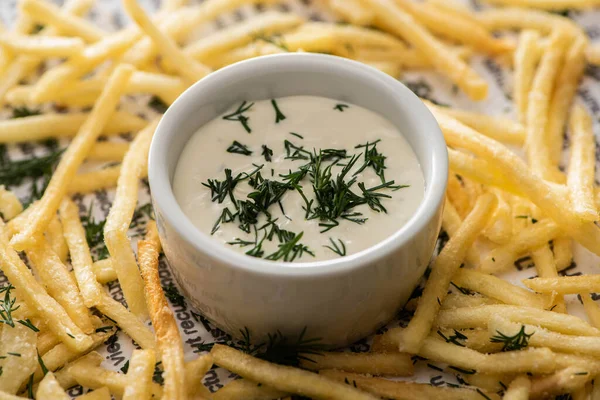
[[138, 221, 186, 400], [36, 372, 69, 400], [68, 166, 123, 194], [503, 376, 531, 400], [392, 0, 512, 55], [319, 370, 500, 400], [448, 150, 518, 196], [425, 0, 480, 24], [526, 29, 570, 182], [327, 0, 374, 26], [19, 0, 105, 43], [531, 245, 566, 313], [0, 186, 23, 220], [483, 190, 513, 244], [513, 30, 541, 126], [553, 237, 574, 271], [0, 111, 147, 144], [436, 305, 600, 336], [70, 363, 163, 398], [27, 238, 94, 334], [441, 198, 481, 266], [123, 0, 210, 84], [363, 0, 488, 100], [11, 64, 134, 251], [87, 142, 130, 162], [79, 387, 111, 400], [393, 193, 496, 353], [462, 373, 513, 394], [481, 0, 600, 10], [37, 330, 61, 357], [441, 293, 499, 310], [524, 275, 600, 295], [205, 42, 285, 69], [213, 379, 289, 400], [451, 269, 548, 309], [548, 37, 587, 165], [51, 352, 104, 392], [530, 366, 592, 399], [0, 220, 92, 352], [185, 354, 214, 399], [93, 258, 118, 284], [45, 215, 69, 263], [211, 344, 377, 400], [299, 352, 413, 376], [361, 60, 402, 77], [580, 293, 600, 330], [568, 105, 598, 221], [0, 34, 84, 57], [0, 323, 37, 394], [353, 45, 472, 70], [301, 22, 406, 51], [104, 119, 159, 318], [123, 349, 156, 400], [478, 7, 582, 36]]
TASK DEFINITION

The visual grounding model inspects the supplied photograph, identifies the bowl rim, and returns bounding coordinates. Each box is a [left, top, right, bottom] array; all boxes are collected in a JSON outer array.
[[148, 53, 448, 278]]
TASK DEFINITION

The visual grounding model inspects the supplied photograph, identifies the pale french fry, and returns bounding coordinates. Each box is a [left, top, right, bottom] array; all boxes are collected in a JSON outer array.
[[87, 142, 130, 162], [392, 0, 512, 55], [11, 64, 134, 251], [393, 193, 496, 353], [437, 305, 600, 336], [70, 364, 163, 398], [213, 379, 289, 400], [37, 330, 61, 356], [478, 7, 582, 36], [277, 28, 337, 53], [138, 221, 186, 400], [481, 0, 600, 10], [0, 186, 23, 220], [462, 373, 513, 394], [27, 238, 94, 334], [0, 220, 92, 352], [448, 149, 518, 195], [68, 166, 123, 194], [36, 372, 69, 400], [553, 237, 574, 271], [441, 198, 481, 266], [429, 108, 600, 256], [451, 269, 548, 309], [123, 349, 156, 400], [588, 44, 600, 65], [211, 344, 377, 400], [425, 0, 480, 24], [328, 0, 374, 25], [524, 275, 600, 295], [45, 215, 69, 263], [79, 387, 111, 400], [361, 60, 402, 77], [299, 352, 413, 376], [581, 293, 600, 330], [548, 37, 587, 165], [104, 119, 159, 318], [93, 258, 118, 284], [441, 293, 499, 310], [446, 173, 475, 218], [301, 22, 406, 50], [319, 370, 500, 400], [205, 42, 285, 69], [526, 29, 570, 182], [513, 30, 541, 126], [0, 323, 37, 394], [30, 28, 141, 102], [19, 0, 105, 43], [51, 352, 104, 392], [503, 376, 531, 400], [531, 245, 566, 313], [363, 0, 488, 100], [0, 111, 147, 144], [568, 105, 598, 221], [123, 0, 210, 84], [0, 34, 84, 57], [354, 45, 472, 70], [483, 190, 513, 244], [185, 354, 214, 399]]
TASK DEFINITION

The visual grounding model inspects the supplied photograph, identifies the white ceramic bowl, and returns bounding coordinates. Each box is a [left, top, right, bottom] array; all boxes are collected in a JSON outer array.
[[149, 53, 447, 347]]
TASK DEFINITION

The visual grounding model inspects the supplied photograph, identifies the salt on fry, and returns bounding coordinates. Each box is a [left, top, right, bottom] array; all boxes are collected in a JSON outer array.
[[299, 352, 413, 376], [45, 215, 69, 263], [0, 186, 23, 220], [36, 372, 70, 400], [391, 193, 496, 353], [184, 354, 214, 399], [567, 105, 598, 221], [0, 323, 37, 394], [11, 64, 134, 251], [51, 352, 104, 391], [503, 376, 531, 400], [553, 237, 574, 271], [441, 293, 499, 310], [70, 363, 163, 398], [79, 387, 111, 400], [524, 275, 600, 295], [123, 349, 156, 400], [514, 30, 541, 126], [138, 221, 187, 400], [531, 245, 566, 313], [483, 189, 513, 244]]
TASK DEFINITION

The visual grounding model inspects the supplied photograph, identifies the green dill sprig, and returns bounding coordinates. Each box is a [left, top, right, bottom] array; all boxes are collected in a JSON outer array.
[[437, 329, 467, 347], [223, 101, 254, 133], [490, 325, 533, 352], [81, 204, 109, 261], [261, 145, 273, 162], [270, 99, 286, 123], [163, 285, 185, 307], [289, 132, 303, 139], [0, 149, 63, 188], [334, 104, 349, 112], [227, 141, 252, 156], [284, 140, 311, 160], [324, 237, 346, 257], [12, 107, 41, 119], [0, 285, 19, 328], [148, 96, 169, 113], [265, 231, 314, 262], [354, 140, 388, 183]]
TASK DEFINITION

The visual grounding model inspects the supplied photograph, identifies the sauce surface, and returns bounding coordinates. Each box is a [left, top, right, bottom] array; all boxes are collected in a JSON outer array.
[[173, 96, 425, 263]]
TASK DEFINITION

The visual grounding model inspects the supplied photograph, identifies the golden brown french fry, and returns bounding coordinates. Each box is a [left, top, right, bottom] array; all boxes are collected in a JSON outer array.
[[205, 41, 285, 69], [448, 149, 518, 195], [327, 0, 374, 25], [514, 30, 541, 126], [526, 29, 570, 182], [0, 111, 147, 144], [363, 0, 488, 100], [389, 193, 496, 353], [319, 370, 500, 400], [123, 0, 210, 84], [568, 105, 598, 221], [36, 372, 69, 400], [19, 0, 105, 43], [11, 64, 134, 251], [451, 269, 547, 309], [481, 0, 600, 10], [211, 344, 377, 400], [0, 186, 22, 220], [531, 245, 566, 313], [123, 349, 156, 400], [104, 119, 159, 318], [425, 0, 480, 24], [68, 166, 123, 194], [185, 354, 214, 399], [548, 37, 587, 165], [437, 304, 600, 336], [213, 379, 289, 400], [138, 221, 186, 400], [302, 22, 407, 50], [354, 45, 472, 70], [299, 352, 413, 376], [0, 323, 37, 394], [524, 275, 600, 295], [93, 258, 118, 284]]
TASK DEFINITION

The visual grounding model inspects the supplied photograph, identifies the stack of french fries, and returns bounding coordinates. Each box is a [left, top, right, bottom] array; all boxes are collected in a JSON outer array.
[[1, 0, 600, 398]]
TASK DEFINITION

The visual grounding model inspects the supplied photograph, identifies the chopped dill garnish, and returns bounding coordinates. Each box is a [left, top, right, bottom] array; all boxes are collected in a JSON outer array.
[[37, 351, 48, 376], [490, 325, 533, 352], [324, 237, 346, 256], [18, 319, 39, 332], [334, 104, 349, 112], [289, 132, 304, 139], [0, 285, 19, 328], [271, 99, 286, 123], [12, 107, 41, 119], [261, 145, 273, 162], [223, 101, 254, 133], [148, 96, 168, 113], [265, 231, 314, 262], [354, 139, 389, 183], [7, 352, 21, 357], [227, 141, 252, 156], [284, 139, 311, 160], [436, 329, 467, 347], [81, 204, 109, 262], [31, 24, 45, 34], [0, 149, 63, 188]]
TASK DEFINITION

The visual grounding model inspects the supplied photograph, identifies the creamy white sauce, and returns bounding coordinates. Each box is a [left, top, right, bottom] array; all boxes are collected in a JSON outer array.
[[173, 96, 424, 263]]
